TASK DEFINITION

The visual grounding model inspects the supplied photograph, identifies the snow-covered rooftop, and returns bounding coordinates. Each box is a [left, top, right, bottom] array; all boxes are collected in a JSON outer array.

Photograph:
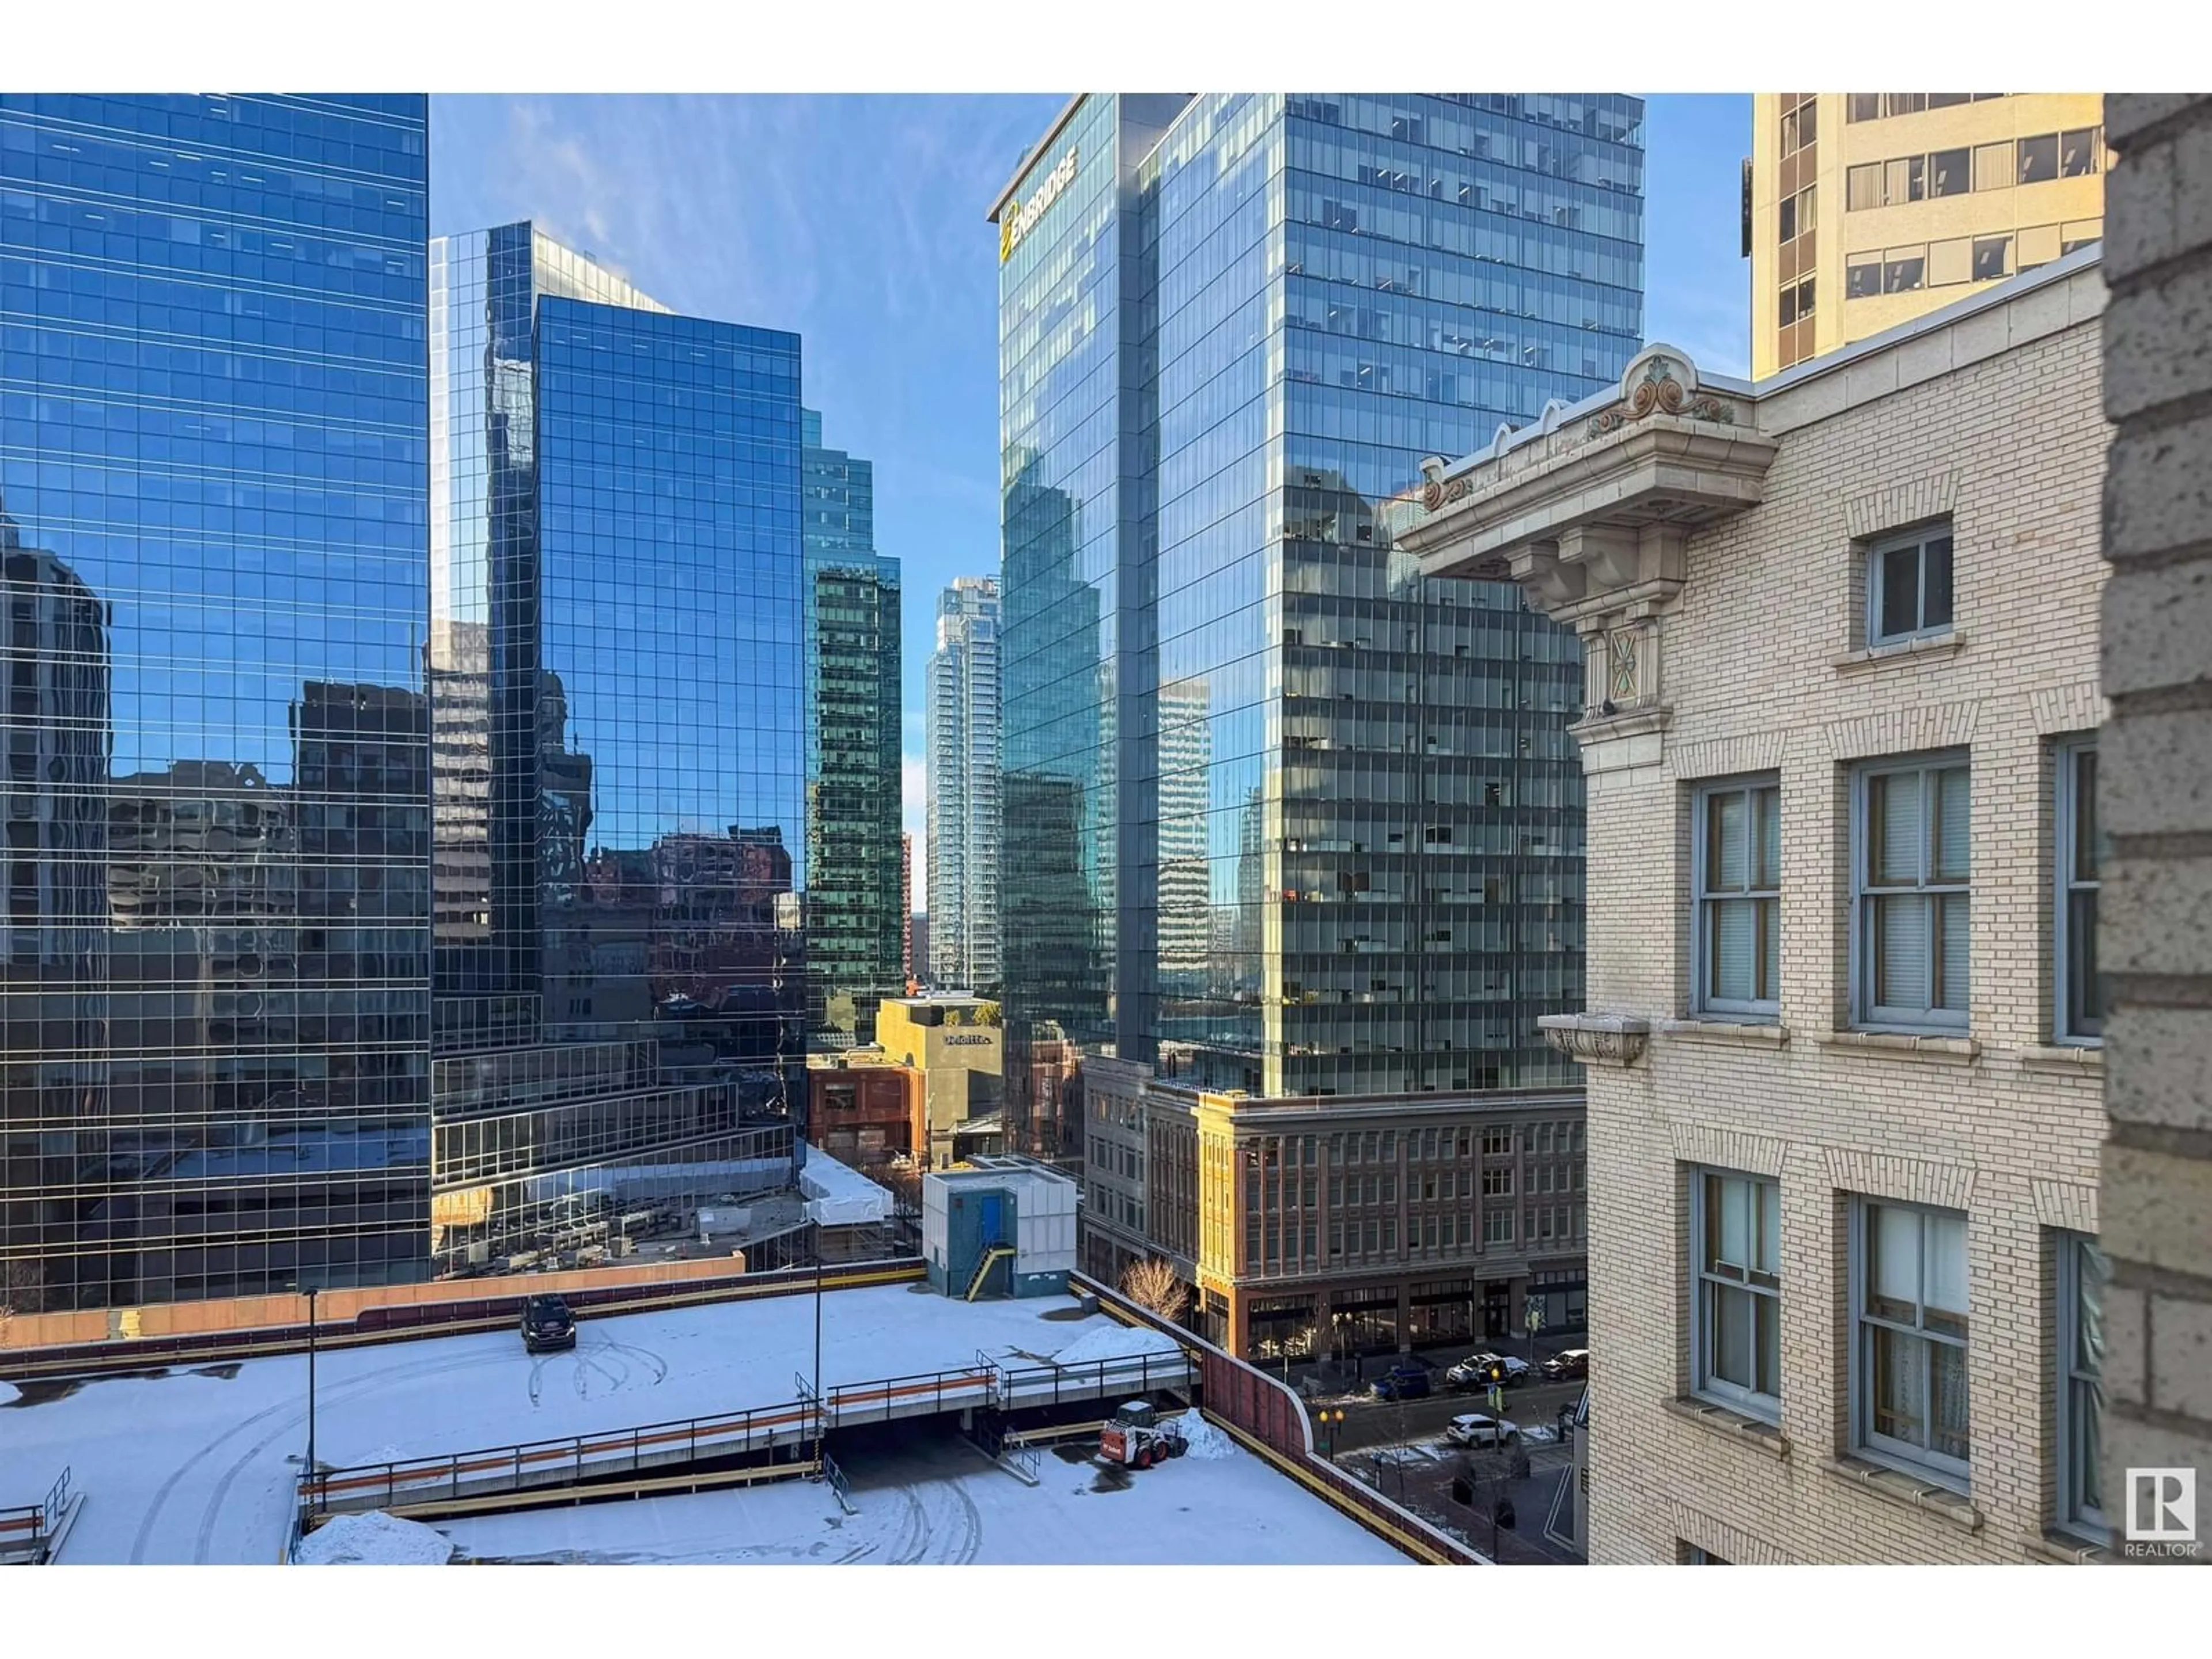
[[429, 1409, 1407, 1566], [0, 1280, 1407, 1566]]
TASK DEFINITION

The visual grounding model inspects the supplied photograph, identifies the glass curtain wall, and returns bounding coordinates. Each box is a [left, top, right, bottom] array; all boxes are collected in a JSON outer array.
[[998, 93, 1643, 1125], [0, 94, 434, 1307], [426, 226, 805, 1272], [800, 410, 903, 1046]]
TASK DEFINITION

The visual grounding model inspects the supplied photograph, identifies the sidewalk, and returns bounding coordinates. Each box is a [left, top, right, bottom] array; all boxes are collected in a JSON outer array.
[[1339, 1434, 1582, 1566]]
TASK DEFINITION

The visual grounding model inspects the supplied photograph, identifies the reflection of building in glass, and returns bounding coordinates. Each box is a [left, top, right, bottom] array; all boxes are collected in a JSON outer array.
[[0, 94, 434, 1310], [801, 410, 903, 1047], [1, 522, 111, 975], [427, 619, 492, 955], [997, 448, 1115, 1157], [994, 95, 1642, 1301], [1, 516, 114, 1310], [427, 224, 806, 1273], [925, 575, 1001, 993], [1154, 677, 1213, 995]]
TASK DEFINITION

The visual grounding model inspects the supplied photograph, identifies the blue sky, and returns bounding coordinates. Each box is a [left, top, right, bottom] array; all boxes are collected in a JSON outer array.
[[430, 93, 1751, 894]]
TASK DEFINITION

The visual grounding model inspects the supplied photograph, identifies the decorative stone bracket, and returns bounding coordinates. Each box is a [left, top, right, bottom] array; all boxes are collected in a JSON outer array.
[[1398, 349, 1777, 702], [1539, 1013, 1650, 1068]]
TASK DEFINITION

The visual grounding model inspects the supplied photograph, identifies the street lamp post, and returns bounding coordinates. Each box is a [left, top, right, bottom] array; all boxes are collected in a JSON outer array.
[[305, 1285, 319, 1483], [1525, 1295, 1545, 1372], [1319, 1407, 1344, 1459], [812, 1229, 825, 1469]]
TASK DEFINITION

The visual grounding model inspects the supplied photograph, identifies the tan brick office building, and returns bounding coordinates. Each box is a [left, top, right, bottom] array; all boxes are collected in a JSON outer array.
[[1399, 251, 2112, 1563], [1074, 1060, 1589, 1365]]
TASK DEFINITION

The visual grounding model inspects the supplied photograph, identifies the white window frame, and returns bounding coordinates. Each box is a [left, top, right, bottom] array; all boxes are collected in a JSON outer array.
[[1691, 777, 1782, 1020], [1850, 752, 1972, 1032], [1865, 520, 1956, 646], [2055, 1231, 2108, 1543], [2054, 735, 2103, 1046], [1849, 1198, 1972, 1488], [1690, 1169, 1783, 1421]]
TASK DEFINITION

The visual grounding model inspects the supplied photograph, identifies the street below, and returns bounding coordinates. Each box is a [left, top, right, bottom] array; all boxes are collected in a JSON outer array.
[[1312, 1377, 1584, 1456]]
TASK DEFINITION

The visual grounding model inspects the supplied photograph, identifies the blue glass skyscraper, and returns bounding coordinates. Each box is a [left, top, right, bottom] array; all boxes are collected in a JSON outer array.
[[0, 94, 433, 1307], [992, 95, 1645, 1154], [426, 225, 805, 1272]]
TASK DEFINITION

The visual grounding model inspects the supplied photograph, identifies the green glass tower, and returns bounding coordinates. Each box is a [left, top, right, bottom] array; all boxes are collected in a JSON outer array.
[[802, 410, 904, 1046]]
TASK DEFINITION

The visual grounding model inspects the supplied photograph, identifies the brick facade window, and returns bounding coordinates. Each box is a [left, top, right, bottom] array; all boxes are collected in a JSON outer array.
[[1692, 1169, 1782, 1419], [2055, 1230, 2109, 1543], [1851, 753, 1971, 1031], [1867, 521, 1955, 646], [1852, 1199, 1971, 1487], [2054, 736, 2103, 1045], [1692, 778, 1781, 1018]]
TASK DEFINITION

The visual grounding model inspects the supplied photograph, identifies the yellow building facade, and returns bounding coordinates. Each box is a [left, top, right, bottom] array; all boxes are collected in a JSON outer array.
[[872, 994, 1003, 1169], [1751, 93, 2105, 377]]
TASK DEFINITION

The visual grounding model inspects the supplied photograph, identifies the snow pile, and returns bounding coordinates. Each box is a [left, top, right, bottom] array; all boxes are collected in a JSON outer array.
[[295, 1511, 454, 1566], [1520, 1424, 1559, 1445], [1175, 1412, 1234, 1461], [1051, 1322, 1180, 1368], [0, 1380, 20, 1407]]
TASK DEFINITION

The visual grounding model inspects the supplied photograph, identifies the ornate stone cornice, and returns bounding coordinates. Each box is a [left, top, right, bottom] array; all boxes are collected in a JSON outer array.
[[1396, 346, 1776, 626], [1539, 1013, 1650, 1068]]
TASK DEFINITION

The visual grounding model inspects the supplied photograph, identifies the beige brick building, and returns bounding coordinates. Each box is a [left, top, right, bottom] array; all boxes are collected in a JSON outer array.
[[2097, 94, 2212, 1566], [1398, 251, 2112, 1563]]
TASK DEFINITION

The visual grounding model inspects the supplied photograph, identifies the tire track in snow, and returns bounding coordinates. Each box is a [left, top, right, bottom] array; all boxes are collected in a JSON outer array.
[[888, 1485, 929, 1565], [188, 1349, 516, 1564], [595, 1338, 667, 1384], [142, 1348, 464, 1563], [945, 1475, 984, 1565]]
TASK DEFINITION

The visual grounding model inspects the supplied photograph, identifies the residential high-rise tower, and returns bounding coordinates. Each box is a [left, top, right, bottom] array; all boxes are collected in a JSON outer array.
[[925, 575, 1001, 993]]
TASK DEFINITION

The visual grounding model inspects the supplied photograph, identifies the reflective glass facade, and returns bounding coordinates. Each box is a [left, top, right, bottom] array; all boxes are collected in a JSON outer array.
[[801, 409, 902, 1046], [427, 226, 805, 1272], [995, 94, 1644, 1146], [1, 94, 433, 1307]]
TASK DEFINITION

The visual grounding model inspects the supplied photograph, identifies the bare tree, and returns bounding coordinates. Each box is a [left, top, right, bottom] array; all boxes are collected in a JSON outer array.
[[1119, 1256, 1190, 1323]]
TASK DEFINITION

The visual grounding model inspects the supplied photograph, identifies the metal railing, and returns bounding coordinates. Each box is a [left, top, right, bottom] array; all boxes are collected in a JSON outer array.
[[294, 1336, 1192, 1528], [301, 1400, 815, 1517], [819, 1450, 855, 1515], [819, 1363, 996, 1427], [985, 1347, 1196, 1410], [0, 1467, 69, 1563]]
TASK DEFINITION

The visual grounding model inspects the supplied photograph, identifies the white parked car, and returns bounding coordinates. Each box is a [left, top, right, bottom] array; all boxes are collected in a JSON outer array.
[[1444, 1412, 1522, 1449], [1446, 1353, 1531, 1389]]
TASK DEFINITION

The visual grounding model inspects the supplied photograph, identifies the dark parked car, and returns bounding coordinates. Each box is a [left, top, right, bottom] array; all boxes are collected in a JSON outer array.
[[1543, 1348, 1590, 1382], [1372, 1362, 1431, 1402], [521, 1293, 577, 1353]]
